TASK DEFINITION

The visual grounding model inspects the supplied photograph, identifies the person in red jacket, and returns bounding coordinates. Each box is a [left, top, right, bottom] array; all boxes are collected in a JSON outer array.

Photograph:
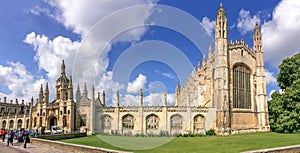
[[1, 129, 6, 142]]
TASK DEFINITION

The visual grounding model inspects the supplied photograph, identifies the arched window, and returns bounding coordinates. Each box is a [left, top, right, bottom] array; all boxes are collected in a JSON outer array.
[[146, 114, 159, 130], [17, 119, 22, 129], [33, 117, 37, 127], [0, 107, 5, 113], [233, 64, 251, 109], [170, 114, 183, 129], [194, 115, 205, 130], [26, 119, 29, 129], [2, 120, 6, 129], [122, 114, 134, 129], [102, 115, 112, 129], [9, 120, 14, 129]]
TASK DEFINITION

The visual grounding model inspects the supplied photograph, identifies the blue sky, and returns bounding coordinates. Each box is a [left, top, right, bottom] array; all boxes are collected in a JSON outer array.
[[0, 0, 299, 106]]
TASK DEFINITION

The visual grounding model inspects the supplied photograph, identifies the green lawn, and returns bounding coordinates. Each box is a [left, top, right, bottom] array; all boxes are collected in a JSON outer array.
[[59, 132, 300, 153]]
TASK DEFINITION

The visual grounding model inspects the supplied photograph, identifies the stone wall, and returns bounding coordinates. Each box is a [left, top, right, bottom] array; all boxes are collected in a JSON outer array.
[[31, 138, 132, 153]]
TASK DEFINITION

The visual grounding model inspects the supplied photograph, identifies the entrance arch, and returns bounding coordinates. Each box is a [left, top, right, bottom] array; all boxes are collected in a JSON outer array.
[[50, 117, 57, 127]]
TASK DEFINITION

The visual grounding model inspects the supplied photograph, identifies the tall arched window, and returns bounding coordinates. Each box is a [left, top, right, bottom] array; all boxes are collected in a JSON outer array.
[[146, 114, 159, 130], [102, 115, 112, 129], [9, 120, 14, 129], [233, 64, 251, 109], [122, 114, 134, 129], [170, 114, 183, 129], [17, 119, 22, 129], [2, 120, 6, 129]]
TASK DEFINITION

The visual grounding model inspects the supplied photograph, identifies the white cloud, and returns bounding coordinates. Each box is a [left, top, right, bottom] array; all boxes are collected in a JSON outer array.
[[265, 69, 277, 85], [155, 70, 176, 79], [200, 17, 215, 37], [268, 90, 276, 100], [44, 0, 158, 38], [122, 94, 140, 106], [23, 1, 160, 103], [0, 62, 47, 103], [262, 0, 300, 67], [24, 32, 81, 100], [237, 9, 260, 35], [127, 74, 147, 94]]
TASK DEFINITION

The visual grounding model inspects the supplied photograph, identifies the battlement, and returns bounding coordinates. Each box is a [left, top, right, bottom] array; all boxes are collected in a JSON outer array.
[[228, 39, 255, 57], [0, 96, 30, 106]]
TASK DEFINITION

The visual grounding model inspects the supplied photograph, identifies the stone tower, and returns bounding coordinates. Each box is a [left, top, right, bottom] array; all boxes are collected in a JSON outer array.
[[253, 22, 269, 130], [213, 3, 231, 134]]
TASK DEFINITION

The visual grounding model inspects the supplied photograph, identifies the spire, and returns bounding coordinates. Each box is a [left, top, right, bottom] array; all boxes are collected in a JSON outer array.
[[215, 3, 227, 40], [44, 82, 49, 103], [202, 54, 206, 66], [116, 90, 119, 107], [253, 21, 262, 53], [208, 44, 212, 59], [61, 60, 65, 75], [83, 82, 88, 98], [102, 90, 106, 106], [39, 84, 43, 94], [39, 84, 43, 103], [69, 75, 73, 87], [92, 84, 95, 101], [45, 82, 49, 93], [140, 88, 143, 106], [76, 84, 81, 95]]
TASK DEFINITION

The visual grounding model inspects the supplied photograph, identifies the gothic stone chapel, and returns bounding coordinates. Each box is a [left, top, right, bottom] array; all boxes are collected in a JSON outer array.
[[0, 4, 269, 135]]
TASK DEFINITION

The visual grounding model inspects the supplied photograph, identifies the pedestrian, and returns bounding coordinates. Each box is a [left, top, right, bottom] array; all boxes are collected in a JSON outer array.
[[2, 129, 6, 142], [41, 126, 45, 139], [36, 128, 38, 138], [7, 130, 14, 146], [0, 129, 2, 140], [22, 129, 29, 148]]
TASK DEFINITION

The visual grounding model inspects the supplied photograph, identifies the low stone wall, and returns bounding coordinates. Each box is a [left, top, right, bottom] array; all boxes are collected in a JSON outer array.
[[31, 138, 132, 153], [242, 145, 300, 153], [42, 133, 87, 140]]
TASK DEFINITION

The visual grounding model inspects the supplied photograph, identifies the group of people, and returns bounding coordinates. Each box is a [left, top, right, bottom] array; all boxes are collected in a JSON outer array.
[[0, 128, 30, 148]]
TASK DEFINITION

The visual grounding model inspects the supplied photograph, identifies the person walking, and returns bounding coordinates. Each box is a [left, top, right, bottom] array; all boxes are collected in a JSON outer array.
[[22, 129, 29, 148], [2, 129, 6, 142], [7, 130, 14, 146]]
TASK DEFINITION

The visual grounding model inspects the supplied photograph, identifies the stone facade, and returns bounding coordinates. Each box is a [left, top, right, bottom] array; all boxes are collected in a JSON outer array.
[[0, 4, 269, 135]]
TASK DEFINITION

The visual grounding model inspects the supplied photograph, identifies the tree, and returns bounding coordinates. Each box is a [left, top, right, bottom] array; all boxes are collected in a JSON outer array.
[[268, 52, 300, 133]]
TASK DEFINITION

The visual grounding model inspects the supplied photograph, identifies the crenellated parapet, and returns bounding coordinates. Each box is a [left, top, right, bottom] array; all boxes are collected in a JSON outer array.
[[228, 39, 255, 58]]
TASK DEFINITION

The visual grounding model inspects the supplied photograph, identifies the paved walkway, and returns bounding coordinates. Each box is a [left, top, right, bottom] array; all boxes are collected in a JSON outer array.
[[0, 139, 75, 153]]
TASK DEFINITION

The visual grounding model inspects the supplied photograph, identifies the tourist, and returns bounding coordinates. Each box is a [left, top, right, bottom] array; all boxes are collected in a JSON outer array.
[[36, 128, 38, 138], [22, 128, 29, 148], [1, 129, 6, 142], [41, 126, 45, 138], [7, 130, 14, 146]]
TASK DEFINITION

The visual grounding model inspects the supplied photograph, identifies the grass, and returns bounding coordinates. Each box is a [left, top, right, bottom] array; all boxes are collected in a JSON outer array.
[[59, 132, 300, 153]]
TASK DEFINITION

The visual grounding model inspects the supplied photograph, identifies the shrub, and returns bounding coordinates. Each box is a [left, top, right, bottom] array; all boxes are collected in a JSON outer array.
[[205, 129, 216, 136]]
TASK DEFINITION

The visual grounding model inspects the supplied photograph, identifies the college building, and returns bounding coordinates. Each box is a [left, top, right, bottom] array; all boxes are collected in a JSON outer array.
[[0, 4, 269, 135]]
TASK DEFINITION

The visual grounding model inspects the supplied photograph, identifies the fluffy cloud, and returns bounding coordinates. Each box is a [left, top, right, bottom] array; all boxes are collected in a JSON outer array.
[[45, 0, 158, 37], [237, 9, 260, 35], [0, 62, 47, 102], [127, 74, 147, 94], [24, 32, 81, 100], [23, 0, 160, 103], [265, 69, 277, 85], [262, 0, 300, 67], [200, 17, 215, 37]]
